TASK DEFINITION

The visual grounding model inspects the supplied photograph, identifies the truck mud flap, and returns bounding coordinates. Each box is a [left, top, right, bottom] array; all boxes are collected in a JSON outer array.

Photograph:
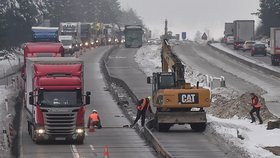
[[157, 112, 206, 124]]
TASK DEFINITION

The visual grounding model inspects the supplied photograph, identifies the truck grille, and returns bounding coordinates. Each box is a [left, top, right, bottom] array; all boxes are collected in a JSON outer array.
[[43, 110, 78, 135]]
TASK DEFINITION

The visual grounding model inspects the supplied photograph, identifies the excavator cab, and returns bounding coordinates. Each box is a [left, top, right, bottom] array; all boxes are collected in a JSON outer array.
[[147, 72, 175, 90]]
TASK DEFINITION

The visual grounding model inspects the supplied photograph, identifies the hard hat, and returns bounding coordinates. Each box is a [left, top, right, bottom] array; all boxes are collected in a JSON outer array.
[[148, 96, 152, 101], [92, 109, 97, 113]]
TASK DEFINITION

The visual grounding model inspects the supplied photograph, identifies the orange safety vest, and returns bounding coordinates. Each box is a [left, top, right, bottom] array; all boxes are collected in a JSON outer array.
[[137, 98, 150, 111], [252, 96, 261, 108], [89, 113, 100, 122]]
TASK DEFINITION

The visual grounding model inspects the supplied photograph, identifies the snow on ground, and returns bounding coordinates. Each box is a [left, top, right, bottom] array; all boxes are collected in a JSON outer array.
[[134, 44, 280, 158], [0, 50, 22, 156]]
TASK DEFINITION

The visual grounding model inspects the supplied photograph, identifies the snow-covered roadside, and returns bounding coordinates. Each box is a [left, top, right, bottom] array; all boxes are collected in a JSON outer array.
[[134, 45, 280, 158], [0, 50, 22, 157]]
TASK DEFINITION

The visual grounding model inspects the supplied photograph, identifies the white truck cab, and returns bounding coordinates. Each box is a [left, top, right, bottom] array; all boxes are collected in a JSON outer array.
[[59, 35, 74, 55]]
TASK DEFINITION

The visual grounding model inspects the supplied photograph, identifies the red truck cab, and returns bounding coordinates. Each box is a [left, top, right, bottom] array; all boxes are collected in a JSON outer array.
[[26, 58, 90, 144]]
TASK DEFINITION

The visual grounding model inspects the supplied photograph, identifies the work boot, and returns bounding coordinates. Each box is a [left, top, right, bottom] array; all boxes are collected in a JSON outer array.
[[250, 120, 255, 123], [259, 121, 263, 124]]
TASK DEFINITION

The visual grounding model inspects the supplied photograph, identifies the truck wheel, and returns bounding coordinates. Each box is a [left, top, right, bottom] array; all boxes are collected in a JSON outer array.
[[75, 137, 84, 145], [28, 122, 31, 135], [157, 123, 171, 132], [190, 123, 206, 132]]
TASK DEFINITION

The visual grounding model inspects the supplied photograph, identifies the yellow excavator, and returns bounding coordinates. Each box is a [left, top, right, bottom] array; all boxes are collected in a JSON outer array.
[[147, 20, 211, 132]]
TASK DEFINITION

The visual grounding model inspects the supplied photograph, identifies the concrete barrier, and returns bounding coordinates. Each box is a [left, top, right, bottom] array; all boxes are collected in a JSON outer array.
[[100, 46, 171, 158]]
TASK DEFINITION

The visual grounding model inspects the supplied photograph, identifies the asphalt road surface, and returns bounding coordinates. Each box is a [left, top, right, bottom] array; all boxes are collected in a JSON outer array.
[[19, 47, 157, 158], [106, 46, 233, 158]]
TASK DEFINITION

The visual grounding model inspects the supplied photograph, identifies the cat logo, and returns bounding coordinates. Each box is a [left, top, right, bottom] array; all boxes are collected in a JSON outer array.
[[178, 93, 199, 104]]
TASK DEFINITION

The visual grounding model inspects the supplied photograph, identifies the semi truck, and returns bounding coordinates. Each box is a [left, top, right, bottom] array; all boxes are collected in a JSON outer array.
[[124, 25, 143, 48], [59, 22, 80, 51], [80, 23, 93, 48], [21, 42, 64, 79], [270, 27, 280, 66], [233, 20, 255, 50], [32, 27, 59, 42], [25, 57, 91, 144], [223, 23, 234, 44], [224, 23, 234, 36]]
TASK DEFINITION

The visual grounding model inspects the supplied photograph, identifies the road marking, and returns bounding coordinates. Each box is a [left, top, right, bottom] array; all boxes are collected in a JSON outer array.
[[90, 145, 95, 151], [85, 131, 88, 136], [90, 145, 98, 157], [70, 145, 80, 158]]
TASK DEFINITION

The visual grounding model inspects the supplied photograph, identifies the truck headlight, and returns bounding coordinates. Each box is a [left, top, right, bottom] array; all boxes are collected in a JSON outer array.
[[91, 42, 94, 45], [85, 42, 89, 46], [37, 129, 45, 134], [76, 128, 84, 134], [69, 45, 72, 49]]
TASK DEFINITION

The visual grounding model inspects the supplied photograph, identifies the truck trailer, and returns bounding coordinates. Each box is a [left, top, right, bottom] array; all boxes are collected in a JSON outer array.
[[32, 27, 59, 42], [233, 20, 255, 50], [270, 27, 280, 66], [21, 42, 64, 79], [25, 57, 91, 144]]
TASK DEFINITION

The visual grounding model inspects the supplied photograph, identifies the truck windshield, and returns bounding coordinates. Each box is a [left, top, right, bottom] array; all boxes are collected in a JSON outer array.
[[61, 40, 72, 45], [159, 75, 175, 89], [126, 30, 142, 39], [38, 90, 82, 107]]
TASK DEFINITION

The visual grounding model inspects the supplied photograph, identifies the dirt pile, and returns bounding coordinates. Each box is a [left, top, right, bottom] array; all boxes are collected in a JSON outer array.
[[208, 89, 277, 122]]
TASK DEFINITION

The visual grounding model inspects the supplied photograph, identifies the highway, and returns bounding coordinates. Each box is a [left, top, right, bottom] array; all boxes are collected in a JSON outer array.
[[106, 46, 234, 158], [106, 41, 280, 157], [19, 47, 157, 158]]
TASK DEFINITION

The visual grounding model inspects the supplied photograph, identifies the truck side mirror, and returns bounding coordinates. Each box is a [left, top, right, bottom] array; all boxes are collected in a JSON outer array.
[[85, 91, 91, 105], [147, 77, 151, 84], [85, 96, 90, 105], [29, 92, 34, 105], [86, 91, 91, 96]]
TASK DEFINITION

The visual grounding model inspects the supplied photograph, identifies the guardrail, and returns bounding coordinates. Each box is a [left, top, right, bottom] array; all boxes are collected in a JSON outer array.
[[208, 43, 280, 78]]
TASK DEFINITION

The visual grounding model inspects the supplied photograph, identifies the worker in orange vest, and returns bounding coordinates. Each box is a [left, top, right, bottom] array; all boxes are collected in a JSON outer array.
[[249, 93, 263, 124], [131, 96, 153, 127], [87, 109, 102, 129]]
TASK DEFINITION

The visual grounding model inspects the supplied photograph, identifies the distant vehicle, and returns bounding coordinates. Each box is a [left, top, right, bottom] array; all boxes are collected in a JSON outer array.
[[124, 25, 143, 48], [59, 35, 75, 55], [21, 42, 64, 79], [225, 35, 234, 45], [270, 27, 280, 66], [59, 22, 80, 51], [80, 23, 94, 48], [233, 20, 255, 50], [224, 23, 234, 36], [242, 41, 255, 52], [32, 27, 59, 42], [251, 43, 267, 56]]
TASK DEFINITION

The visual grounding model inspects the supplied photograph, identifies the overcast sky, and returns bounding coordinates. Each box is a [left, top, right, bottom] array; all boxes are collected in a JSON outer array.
[[118, 0, 260, 39]]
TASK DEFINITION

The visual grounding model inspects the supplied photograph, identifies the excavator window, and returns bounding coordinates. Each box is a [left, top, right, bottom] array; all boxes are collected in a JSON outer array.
[[158, 75, 175, 89]]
